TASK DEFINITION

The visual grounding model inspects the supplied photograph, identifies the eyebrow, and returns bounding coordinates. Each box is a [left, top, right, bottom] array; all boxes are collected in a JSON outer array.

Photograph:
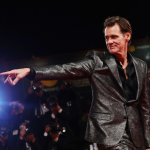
[[104, 35, 118, 37]]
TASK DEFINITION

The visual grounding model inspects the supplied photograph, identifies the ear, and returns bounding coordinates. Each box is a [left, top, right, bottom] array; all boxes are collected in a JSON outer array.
[[125, 32, 131, 42]]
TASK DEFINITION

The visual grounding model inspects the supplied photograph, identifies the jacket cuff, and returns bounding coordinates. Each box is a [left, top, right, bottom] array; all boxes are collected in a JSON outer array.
[[26, 68, 36, 80]]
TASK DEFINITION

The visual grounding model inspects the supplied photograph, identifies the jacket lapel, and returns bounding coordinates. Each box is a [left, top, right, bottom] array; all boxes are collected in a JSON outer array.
[[103, 52, 141, 101], [103, 52, 124, 90], [130, 54, 141, 100]]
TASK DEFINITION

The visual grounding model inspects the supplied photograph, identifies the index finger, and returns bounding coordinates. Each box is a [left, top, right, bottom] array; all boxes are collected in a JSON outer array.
[[0, 71, 13, 75]]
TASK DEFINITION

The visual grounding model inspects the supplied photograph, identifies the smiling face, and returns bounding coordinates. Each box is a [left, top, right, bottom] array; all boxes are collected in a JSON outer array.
[[105, 23, 130, 56]]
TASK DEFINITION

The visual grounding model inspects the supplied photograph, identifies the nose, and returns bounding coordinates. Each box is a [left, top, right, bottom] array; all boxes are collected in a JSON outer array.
[[106, 38, 113, 49], [106, 38, 113, 45]]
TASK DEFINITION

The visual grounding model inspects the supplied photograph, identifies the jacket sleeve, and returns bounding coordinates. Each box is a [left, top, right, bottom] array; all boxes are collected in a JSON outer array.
[[139, 63, 150, 148], [31, 51, 96, 81]]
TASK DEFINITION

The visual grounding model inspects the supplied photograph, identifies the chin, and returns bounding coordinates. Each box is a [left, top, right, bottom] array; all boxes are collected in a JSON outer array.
[[108, 48, 119, 54]]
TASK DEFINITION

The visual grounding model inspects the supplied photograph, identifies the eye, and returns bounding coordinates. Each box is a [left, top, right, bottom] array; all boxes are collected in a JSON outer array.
[[105, 37, 108, 40], [112, 35, 117, 39]]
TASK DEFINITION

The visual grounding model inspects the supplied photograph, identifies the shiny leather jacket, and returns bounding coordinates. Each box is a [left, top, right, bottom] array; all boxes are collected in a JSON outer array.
[[32, 51, 150, 148]]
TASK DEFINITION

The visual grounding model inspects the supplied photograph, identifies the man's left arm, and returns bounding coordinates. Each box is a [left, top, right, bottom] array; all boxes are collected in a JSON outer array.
[[139, 63, 150, 149]]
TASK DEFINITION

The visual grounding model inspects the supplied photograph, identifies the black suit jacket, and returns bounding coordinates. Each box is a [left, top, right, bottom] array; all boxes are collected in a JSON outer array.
[[31, 50, 150, 148]]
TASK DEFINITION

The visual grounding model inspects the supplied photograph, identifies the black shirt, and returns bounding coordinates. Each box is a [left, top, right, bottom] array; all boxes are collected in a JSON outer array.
[[113, 53, 138, 101]]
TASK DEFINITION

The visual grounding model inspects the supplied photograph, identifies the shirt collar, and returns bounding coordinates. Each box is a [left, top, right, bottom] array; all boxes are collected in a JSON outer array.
[[112, 52, 133, 67]]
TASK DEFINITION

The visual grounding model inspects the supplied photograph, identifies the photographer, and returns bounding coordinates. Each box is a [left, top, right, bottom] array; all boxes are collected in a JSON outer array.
[[7, 101, 28, 150], [16, 122, 43, 150], [22, 80, 50, 140], [42, 96, 76, 150], [57, 80, 82, 137], [8, 101, 26, 123], [23, 80, 50, 118]]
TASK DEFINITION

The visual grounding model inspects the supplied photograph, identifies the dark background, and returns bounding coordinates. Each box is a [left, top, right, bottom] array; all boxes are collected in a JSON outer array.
[[0, 1, 149, 109], [0, 1, 149, 61]]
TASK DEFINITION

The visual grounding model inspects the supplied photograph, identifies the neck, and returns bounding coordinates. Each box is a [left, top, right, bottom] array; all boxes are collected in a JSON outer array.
[[113, 43, 128, 64], [115, 54, 127, 64], [114, 52, 128, 69]]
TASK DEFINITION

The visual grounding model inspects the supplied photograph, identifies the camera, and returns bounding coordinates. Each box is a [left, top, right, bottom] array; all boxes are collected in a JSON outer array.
[[25, 121, 33, 135], [0, 128, 10, 138], [64, 82, 72, 88], [49, 122, 65, 134], [47, 96, 58, 109], [32, 85, 41, 93], [25, 128, 33, 135], [0, 131, 7, 138]]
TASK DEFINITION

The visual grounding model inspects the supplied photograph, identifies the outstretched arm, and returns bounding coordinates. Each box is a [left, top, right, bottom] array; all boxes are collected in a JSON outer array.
[[0, 51, 96, 86]]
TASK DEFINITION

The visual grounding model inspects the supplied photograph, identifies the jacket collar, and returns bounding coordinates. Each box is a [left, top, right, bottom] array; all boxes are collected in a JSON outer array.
[[130, 53, 142, 100], [103, 51, 124, 90], [103, 51, 141, 101]]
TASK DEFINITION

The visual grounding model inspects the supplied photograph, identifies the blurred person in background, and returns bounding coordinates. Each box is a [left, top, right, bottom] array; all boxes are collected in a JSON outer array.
[[42, 96, 76, 150], [23, 80, 50, 119], [16, 122, 43, 150], [22, 80, 50, 140], [7, 101, 27, 150], [57, 80, 82, 137]]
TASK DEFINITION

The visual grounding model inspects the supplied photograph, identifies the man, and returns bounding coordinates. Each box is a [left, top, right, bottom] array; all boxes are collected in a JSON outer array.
[[1, 16, 150, 150], [22, 80, 50, 141], [57, 80, 82, 137], [23, 80, 49, 119], [42, 96, 76, 150], [16, 123, 43, 150]]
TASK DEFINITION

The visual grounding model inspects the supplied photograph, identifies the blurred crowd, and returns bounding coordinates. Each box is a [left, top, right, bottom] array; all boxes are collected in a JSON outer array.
[[0, 80, 93, 150]]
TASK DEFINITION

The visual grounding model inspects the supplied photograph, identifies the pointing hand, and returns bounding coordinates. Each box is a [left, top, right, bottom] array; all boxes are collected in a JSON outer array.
[[0, 68, 30, 86]]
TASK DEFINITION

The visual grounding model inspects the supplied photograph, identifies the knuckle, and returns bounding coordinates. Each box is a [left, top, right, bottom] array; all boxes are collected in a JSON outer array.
[[17, 75, 21, 79]]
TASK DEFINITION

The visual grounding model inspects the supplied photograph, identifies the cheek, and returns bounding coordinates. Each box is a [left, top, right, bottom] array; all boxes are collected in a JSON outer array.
[[115, 38, 126, 46], [113, 40, 121, 45]]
